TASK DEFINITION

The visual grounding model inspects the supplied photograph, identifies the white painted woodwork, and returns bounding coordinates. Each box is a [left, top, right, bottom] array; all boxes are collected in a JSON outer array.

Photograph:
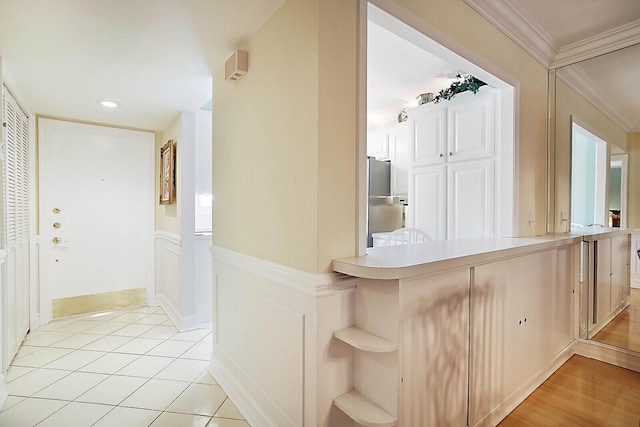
[[210, 245, 357, 427], [595, 238, 612, 324], [333, 327, 398, 352], [2, 86, 30, 369], [631, 230, 640, 289], [411, 107, 446, 166], [38, 119, 154, 323], [333, 391, 397, 427], [553, 244, 575, 355], [195, 234, 213, 325], [408, 165, 446, 241], [399, 268, 469, 427], [388, 124, 410, 195], [447, 159, 494, 239], [367, 127, 390, 160], [447, 86, 495, 162], [611, 234, 630, 306]]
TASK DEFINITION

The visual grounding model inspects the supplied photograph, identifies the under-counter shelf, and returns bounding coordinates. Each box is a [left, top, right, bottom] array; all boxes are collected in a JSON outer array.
[[333, 390, 397, 427], [333, 326, 398, 352]]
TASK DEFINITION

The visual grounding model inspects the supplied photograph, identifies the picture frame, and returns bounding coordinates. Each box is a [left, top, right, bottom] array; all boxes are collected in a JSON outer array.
[[159, 139, 176, 205]]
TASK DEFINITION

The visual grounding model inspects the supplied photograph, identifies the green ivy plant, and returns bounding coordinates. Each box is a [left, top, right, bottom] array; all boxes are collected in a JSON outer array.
[[433, 74, 487, 103]]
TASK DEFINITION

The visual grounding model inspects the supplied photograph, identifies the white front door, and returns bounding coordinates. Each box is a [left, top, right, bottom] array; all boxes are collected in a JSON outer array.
[[38, 119, 154, 323]]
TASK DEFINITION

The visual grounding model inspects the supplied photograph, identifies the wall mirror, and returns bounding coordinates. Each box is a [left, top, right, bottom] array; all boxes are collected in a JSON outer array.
[[549, 42, 640, 352]]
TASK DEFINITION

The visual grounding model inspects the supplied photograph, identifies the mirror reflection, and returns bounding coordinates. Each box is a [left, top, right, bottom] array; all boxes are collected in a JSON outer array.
[[553, 42, 640, 353]]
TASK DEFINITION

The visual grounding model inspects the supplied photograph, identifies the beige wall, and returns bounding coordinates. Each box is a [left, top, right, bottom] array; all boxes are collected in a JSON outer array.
[[553, 78, 628, 232], [628, 132, 640, 228], [213, 0, 555, 274], [156, 114, 181, 234]]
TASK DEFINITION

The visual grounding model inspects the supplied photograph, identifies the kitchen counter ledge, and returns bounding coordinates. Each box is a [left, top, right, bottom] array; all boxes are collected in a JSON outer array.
[[333, 228, 629, 280]]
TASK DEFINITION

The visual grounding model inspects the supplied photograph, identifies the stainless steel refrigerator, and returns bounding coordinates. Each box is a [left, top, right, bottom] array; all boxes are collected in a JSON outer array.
[[367, 157, 404, 247]]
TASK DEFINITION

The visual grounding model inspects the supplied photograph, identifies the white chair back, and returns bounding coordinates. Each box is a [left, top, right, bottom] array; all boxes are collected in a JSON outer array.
[[383, 228, 432, 246]]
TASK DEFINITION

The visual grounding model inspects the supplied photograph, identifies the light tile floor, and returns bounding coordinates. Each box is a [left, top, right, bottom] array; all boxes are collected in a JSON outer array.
[[0, 306, 251, 427]]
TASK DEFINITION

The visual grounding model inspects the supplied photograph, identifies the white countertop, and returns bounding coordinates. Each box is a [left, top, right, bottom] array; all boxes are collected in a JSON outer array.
[[333, 228, 631, 280]]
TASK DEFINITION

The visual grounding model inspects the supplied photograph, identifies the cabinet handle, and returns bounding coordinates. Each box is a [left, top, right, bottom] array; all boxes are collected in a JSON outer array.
[[524, 318, 527, 323], [439, 153, 444, 158], [449, 151, 453, 156], [518, 320, 522, 325]]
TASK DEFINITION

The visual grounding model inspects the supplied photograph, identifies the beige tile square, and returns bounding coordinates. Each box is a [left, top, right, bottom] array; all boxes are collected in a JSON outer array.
[[55, 320, 103, 333], [78, 352, 139, 374], [83, 321, 128, 335], [121, 378, 189, 411], [82, 335, 133, 352], [135, 313, 168, 325], [214, 398, 245, 420], [11, 345, 40, 360], [172, 329, 211, 342], [114, 337, 164, 355], [200, 332, 213, 343], [87, 310, 129, 322], [77, 375, 148, 405], [146, 340, 195, 358], [7, 368, 69, 396], [0, 396, 25, 413], [5, 366, 34, 383], [167, 383, 226, 416], [181, 342, 211, 361], [194, 370, 218, 385], [49, 333, 103, 349], [206, 419, 250, 427], [161, 319, 175, 326], [11, 347, 73, 368], [140, 325, 178, 340], [128, 306, 162, 314], [151, 411, 210, 427], [92, 406, 161, 427], [115, 355, 174, 378], [155, 358, 209, 382], [37, 401, 114, 427], [111, 323, 155, 337], [112, 312, 149, 323], [0, 397, 66, 426], [22, 331, 75, 347], [44, 349, 106, 371], [33, 371, 108, 400]]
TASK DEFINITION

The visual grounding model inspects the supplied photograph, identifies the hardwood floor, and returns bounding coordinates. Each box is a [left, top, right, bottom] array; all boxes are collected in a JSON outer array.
[[499, 355, 640, 426], [593, 288, 640, 353]]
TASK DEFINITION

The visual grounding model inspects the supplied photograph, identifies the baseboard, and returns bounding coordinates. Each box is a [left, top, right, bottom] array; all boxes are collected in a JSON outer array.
[[209, 355, 281, 427], [476, 341, 577, 427], [0, 374, 8, 409], [574, 339, 640, 373], [155, 294, 199, 332]]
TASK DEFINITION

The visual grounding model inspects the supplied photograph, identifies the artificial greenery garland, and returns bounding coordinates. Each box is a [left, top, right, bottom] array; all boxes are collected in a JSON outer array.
[[433, 74, 487, 103]]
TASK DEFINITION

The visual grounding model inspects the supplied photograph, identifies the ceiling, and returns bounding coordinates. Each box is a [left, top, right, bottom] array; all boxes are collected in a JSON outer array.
[[0, 0, 283, 131]]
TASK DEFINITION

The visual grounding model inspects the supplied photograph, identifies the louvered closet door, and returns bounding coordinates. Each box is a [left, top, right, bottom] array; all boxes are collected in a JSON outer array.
[[2, 85, 30, 369]]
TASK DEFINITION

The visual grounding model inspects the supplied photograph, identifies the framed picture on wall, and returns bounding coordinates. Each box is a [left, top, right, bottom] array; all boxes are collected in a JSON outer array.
[[159, 139, 176, 205]]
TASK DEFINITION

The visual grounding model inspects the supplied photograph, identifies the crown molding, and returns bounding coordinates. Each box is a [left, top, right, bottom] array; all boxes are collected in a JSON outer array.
[[556, 65, 635, 133], [464, 0, 557, 67], [552, 19, 640, 68]]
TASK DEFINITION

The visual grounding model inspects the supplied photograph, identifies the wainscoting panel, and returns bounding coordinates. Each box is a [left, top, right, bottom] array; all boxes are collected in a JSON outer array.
[[154, 232, 183, 328], [210, 246, 358, 427]]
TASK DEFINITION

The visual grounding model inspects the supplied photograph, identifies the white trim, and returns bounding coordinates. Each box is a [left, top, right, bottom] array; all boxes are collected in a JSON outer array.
[[155, 294, 198, 331], [0, 250, 6, 263], [574, 339, 640, 373], [0, 374, 8, 410], [557, 65, 635, 133], [463, 0, 556, 67], [154, 231, 181, 245], [553, 20, 640, 68], [610, 154, 628, 229], [211, 246, 358, 297]]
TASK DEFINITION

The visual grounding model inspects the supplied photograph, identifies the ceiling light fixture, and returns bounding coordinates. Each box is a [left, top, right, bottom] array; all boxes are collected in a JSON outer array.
[[100, 100, 119, 108]]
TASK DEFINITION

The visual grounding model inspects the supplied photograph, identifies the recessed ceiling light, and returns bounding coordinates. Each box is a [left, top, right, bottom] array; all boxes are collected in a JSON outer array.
[[100, 100, 119, 108]]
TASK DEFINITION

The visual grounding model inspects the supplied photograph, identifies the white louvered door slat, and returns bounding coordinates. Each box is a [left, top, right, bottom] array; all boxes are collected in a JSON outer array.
[[2, 84, 30, 370]]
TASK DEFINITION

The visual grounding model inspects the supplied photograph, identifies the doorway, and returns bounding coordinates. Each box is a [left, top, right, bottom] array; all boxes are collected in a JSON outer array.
[[38, 119, 155, 323], [570, 121, 608, 228]]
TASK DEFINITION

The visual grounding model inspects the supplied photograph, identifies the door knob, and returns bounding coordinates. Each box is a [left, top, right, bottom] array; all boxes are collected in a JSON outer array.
[[52, 208, 61, 214], [52, 237, 61, 244], [53, 222, 61, 229]]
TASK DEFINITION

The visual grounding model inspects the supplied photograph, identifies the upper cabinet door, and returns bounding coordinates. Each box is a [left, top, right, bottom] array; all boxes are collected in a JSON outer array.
[[367, 127, 390, 160], [411, 106, 446, 167], [388, 124, 410, 195], [447, 87, 496, 162]]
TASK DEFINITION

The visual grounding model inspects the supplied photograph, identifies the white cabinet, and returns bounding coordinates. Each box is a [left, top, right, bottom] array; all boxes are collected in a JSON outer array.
[[367, 123, 410, 195], [631, 230, 640, 289], [388, 125, 410, 195], [408, 165, 446, 241], [399, 269, 470, 426], [407, 87, 497, 241], [471, 249, 568, 426], [593, 235, 630, 328]]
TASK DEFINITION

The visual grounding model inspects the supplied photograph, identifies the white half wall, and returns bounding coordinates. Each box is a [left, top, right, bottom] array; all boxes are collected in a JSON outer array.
[[209, 246, 357, 427]]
